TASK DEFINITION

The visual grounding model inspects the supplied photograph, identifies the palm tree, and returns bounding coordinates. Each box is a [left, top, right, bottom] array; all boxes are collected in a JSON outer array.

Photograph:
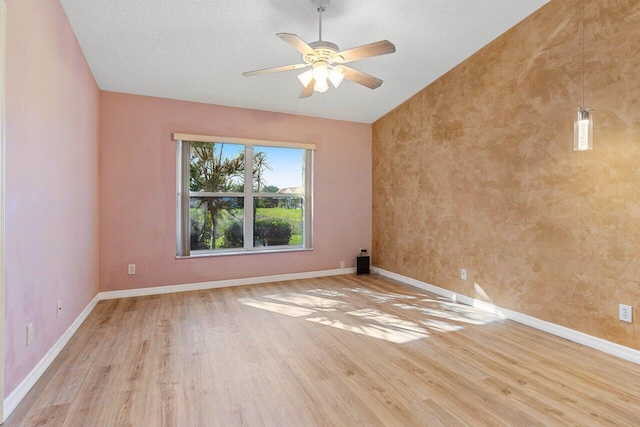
[[189, 142, 244, 249], [252, 151, 273, 193], [189, 143, 272, 250]]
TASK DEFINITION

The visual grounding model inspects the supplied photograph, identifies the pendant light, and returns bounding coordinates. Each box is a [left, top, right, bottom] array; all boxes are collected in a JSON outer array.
[[574, 0, 593, 151]]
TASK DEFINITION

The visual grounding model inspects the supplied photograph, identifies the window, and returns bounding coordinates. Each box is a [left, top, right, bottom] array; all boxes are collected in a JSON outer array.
[[174, 134, 314, 257]]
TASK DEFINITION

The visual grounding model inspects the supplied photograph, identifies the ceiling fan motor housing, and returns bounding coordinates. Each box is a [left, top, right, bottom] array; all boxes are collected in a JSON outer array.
[[305, 41, 343, 64]]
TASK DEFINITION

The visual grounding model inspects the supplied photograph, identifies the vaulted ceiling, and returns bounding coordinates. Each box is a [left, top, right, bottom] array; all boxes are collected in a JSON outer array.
[[60, 0, 549, 123]]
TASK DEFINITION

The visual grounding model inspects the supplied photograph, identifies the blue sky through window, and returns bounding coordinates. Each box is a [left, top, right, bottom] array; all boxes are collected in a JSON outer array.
[[255, 146, 303, 190]]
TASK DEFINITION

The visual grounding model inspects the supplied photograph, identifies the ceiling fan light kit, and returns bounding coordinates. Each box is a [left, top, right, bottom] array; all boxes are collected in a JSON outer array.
[[242, 0, 395, 98]]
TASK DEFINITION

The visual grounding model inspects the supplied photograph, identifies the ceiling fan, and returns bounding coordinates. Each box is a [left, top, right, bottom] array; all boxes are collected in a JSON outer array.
[[242, 0, 396, 98]]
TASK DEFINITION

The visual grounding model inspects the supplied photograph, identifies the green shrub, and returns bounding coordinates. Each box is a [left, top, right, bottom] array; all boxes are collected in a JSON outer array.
[[255, 219, 292, 246], [222, 219, 293, 247]]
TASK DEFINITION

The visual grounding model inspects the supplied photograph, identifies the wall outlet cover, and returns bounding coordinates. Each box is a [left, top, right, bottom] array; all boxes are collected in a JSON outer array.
[[619, 304, 632, 323], [460, 269, 467, 280]]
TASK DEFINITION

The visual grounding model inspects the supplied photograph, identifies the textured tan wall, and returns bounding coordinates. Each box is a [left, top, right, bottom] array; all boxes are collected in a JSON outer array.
[[372, 0, 640, 349]]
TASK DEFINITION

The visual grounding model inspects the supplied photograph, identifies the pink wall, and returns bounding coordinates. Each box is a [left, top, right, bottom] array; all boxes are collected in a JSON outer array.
[[99, 92, 371, 292], [5, 0, 100, 395]]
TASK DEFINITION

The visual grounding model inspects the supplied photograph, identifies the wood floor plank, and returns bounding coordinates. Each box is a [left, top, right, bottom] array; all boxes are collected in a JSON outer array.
[[6, 274, 640, 426]]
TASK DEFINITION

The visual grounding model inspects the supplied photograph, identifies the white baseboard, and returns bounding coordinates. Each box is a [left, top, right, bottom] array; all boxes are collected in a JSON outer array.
[[373, 266, 640, 365], [3, 294, 100, 420], [3, 267, 356, 420], [99, 267, 356, 300]]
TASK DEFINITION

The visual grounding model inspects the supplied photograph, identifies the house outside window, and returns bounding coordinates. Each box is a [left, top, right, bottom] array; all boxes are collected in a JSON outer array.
[[174, 133, 314, 257]]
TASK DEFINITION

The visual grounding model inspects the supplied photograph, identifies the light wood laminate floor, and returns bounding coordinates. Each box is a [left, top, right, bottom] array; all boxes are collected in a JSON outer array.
[[6, 274, 640, 426]]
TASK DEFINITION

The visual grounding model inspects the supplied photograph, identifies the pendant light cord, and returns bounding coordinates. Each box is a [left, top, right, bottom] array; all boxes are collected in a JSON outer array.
[[582, 0, 585, 109]]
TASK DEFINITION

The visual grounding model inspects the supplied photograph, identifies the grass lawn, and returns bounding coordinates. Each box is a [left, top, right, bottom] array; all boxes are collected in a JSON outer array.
[[256, 207, 303, 221]]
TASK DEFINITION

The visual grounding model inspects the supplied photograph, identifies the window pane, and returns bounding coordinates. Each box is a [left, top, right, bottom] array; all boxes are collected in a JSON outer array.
[[253, 146, 303, 193], [190, 197, 244, 250], [254, 196, 303, 247], [190, 142, 244, 193]]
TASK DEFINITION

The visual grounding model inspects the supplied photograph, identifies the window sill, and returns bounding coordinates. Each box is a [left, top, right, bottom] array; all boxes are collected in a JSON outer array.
[[176, 247, 314, 259]]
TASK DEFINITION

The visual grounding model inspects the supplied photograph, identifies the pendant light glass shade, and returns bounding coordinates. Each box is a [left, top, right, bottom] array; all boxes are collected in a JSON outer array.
[[312, 64, 329, 82], [574, 107, 593, 151], [297, 69, 314, 88], [314, 78, 329, 93], [328, 67, 344, 88]]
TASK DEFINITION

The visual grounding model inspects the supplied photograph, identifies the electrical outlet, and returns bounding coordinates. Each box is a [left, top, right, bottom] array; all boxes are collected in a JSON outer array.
[[340, 261, 345, 269], [619, 304, 632, 323], [128, 264, 136, 275], [460, 269, 467, 280], [27, 323, 34, 346], [57, 300, 62, 318]]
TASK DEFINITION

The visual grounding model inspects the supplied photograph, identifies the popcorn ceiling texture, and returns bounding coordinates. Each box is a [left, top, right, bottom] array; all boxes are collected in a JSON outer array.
[[372, 0, 640, 349], [58, 0, 548, 123]]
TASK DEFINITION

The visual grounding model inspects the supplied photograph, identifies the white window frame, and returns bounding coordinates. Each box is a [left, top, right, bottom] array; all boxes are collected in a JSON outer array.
[[174, 133, 314, 257]]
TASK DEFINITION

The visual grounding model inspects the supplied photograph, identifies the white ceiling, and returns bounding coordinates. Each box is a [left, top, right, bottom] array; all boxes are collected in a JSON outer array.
[[59, 0, 549, 124]]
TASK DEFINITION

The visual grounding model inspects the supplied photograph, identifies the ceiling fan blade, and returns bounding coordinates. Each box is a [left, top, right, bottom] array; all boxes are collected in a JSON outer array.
[[335, 40, 396, 64], [277, 33, 316, 56], [299, 78, 316, 98], [242, 63, 310, 77], [342, 66, 383, 89]]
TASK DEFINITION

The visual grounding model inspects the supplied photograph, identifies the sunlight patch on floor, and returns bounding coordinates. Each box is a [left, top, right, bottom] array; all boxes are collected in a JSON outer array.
[[346, 308, 428, 335], [346, 288, 417, 303], [306, 317, 429, 344], [420, 318, 464, 332], [266, 293, 346, 311], [307, 289, 347, 298], [393, 303, 501, 325], [418, 298, 505, 320], [237, 286, 507, 344], [237, 298, 316, 318]]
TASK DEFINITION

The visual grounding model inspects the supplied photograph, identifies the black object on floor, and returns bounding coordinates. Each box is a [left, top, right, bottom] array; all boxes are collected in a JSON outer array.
[[356, 255, 370, 275]]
